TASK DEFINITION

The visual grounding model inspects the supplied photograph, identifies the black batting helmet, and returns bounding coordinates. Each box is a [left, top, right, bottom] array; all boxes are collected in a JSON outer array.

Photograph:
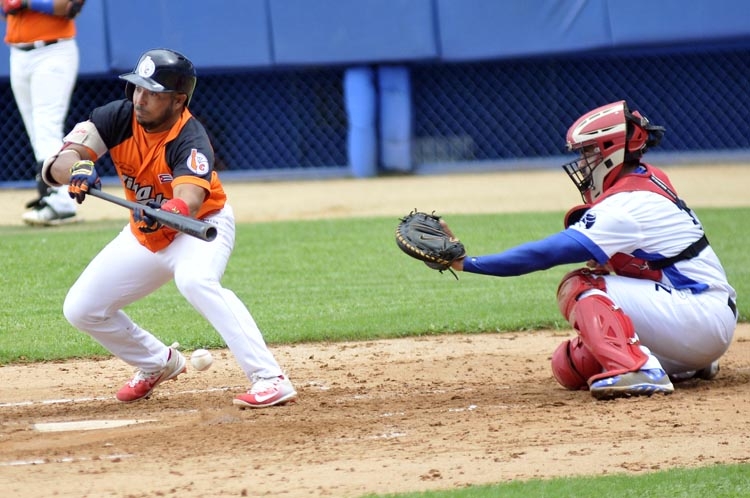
[[120, 48, 197, 105]]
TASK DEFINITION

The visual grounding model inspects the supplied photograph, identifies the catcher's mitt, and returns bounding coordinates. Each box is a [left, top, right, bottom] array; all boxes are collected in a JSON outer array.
[[395, 210, 466, 277]]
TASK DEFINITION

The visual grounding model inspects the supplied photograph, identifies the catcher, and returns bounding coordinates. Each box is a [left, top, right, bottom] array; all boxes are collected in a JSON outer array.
[[396, 101, 737, 400]]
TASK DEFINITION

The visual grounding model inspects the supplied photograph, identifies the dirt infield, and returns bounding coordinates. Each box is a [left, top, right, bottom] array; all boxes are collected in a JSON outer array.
[[1, 164, 748, 497]]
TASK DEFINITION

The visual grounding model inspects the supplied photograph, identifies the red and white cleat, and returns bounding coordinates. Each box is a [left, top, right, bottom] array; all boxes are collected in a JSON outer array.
[[233, 374, 297, 409], [116, 347, 187, 402]]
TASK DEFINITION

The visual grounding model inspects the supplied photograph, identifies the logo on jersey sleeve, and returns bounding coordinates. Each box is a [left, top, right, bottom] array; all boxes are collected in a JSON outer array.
[[187, 149, 210, 175], [582, 212, 597, 229]]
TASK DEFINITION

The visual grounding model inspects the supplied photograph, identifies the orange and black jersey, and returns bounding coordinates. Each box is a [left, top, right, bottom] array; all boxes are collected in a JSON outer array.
[[89, 99, 227, 252], [4, 11, 76, 44]]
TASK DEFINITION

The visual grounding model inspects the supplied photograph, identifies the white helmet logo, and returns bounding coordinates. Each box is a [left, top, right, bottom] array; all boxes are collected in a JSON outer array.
[[137, 56, 156, 77]]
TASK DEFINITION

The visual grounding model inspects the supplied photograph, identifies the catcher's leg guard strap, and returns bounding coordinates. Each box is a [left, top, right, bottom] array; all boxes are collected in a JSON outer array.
[[569, 294, 648, 383], [551, 336, 602, 390], [557, 268, 607, 320]]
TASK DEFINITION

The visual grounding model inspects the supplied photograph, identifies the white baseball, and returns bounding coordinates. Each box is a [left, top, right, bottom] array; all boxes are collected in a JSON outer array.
[[190, 349, 213, 371]]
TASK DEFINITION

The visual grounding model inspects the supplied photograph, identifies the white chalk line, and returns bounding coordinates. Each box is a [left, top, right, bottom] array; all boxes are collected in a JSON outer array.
[[0, 386, 241, 469], [0, 380, 335, 409], [0, 453, 135, 467], [0, 386, 241, 409]]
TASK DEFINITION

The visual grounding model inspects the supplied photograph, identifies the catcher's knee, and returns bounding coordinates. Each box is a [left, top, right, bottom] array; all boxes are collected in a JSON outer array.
[[556, 268, 607, 321], [551, 336, 602, 390], [570, 294, 648, 381]]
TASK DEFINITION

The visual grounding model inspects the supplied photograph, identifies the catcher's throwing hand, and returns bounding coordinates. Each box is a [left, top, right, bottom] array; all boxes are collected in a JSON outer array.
[[395, 210, 466, 277]]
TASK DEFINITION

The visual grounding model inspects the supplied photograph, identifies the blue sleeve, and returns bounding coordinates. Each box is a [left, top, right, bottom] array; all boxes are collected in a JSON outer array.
[[462, 230, 596, 277], [29, 0, 55, 15]]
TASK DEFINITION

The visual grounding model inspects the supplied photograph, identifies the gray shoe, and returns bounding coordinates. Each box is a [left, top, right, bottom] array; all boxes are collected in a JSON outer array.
[[22, 205, 79, 226], [695, 360, 720, 380], [669, 360, 720, 383], [589, 368, 674, 400]]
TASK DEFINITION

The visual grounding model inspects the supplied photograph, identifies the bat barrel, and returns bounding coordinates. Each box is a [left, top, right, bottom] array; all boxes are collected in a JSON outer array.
[[88, 189, 218, 242]]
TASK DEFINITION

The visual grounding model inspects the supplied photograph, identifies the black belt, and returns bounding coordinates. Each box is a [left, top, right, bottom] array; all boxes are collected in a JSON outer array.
[[13, 39, 60, 51], [728, 297, 737, 318]]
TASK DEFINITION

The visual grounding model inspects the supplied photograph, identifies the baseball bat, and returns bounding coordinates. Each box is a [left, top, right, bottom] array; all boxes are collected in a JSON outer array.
[[87, 189, 217, 242]]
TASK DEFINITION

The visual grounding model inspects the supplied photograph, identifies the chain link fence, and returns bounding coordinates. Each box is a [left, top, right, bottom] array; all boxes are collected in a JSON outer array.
[[1, 45, 748, 185]]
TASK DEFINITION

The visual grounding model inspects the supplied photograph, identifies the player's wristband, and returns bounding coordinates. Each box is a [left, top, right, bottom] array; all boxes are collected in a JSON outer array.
[[28, 0, 53, 14], [161, 198, 190, 216]]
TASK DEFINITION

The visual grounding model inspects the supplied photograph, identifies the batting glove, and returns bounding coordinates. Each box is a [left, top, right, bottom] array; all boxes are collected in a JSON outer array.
[[133, 201, 162, 233], [134, 198, 189, 234], [68, 160, 100, 204]]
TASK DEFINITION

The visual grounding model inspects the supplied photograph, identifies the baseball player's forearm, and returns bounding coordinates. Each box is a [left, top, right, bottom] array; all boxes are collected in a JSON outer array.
[[462, 231, 593, 277], [3, 0, 54, 15], [30, 0, 82, 17], [42, 144, 92, 186], [172, 183, 207, 217]]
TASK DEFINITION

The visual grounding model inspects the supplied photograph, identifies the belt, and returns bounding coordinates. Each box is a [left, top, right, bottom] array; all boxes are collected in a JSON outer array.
[[13, 39, 60, 51], [728, 297, 737, 318]]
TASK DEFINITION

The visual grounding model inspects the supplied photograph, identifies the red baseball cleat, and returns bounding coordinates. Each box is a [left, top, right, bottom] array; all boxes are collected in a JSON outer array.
[[116, 347, 187, 402], [233, 374, 297, 409]]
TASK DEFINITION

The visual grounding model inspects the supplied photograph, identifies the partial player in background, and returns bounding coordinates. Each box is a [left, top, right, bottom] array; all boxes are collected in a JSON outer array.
[[42, 48, 297, 408], [2, 0, 84, 225], [438, 101, 738, 399]]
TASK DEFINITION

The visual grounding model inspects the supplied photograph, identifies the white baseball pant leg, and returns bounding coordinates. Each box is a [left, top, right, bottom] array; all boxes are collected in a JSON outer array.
[[10, 39, 79, 162], [63, 204, 283, 379], [167, 204, 284, 380], [602, 275, 736, 374], [10, 39, 79, 212], [63, 224, 176, 372]]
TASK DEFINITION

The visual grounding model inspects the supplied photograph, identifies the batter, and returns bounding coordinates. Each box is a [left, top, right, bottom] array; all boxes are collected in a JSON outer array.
[[41, 48, 297, 408], [444, 100, 737, 399]]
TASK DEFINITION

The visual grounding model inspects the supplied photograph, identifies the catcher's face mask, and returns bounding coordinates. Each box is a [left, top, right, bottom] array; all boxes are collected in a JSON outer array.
[[562, 144, 600, 201]]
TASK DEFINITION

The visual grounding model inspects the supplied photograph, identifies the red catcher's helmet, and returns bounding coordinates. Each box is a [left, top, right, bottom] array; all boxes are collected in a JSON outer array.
[[562, 100, 665, 203], [119, 48, 197, 106]]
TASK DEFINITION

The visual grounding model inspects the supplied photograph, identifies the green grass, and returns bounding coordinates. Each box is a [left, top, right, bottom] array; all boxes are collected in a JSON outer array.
[[1, 208, 748, 496], [0, 208, 746, 363], [366, 462, 750, 497]]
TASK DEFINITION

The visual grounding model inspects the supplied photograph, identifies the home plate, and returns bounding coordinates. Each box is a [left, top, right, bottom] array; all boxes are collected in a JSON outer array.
[[34, 419, 157, 432]]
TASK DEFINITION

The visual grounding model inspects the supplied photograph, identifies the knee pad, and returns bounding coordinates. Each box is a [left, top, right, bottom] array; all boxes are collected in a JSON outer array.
[[570, 294, 648, 382], [557, 268, 607, 321], [551, 336, 602, 390]]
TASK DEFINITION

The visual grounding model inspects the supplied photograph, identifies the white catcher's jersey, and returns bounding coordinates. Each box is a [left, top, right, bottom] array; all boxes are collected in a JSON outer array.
[[566, 189, 737, 374], [569, 190, 735, 299]]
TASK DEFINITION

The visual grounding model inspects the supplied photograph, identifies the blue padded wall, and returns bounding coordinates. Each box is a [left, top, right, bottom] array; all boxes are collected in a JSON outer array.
[[103, 0, 272, 71], [607, 0, 750, 46], [436, 0, 612, 61], [269, 0, 437, 66]]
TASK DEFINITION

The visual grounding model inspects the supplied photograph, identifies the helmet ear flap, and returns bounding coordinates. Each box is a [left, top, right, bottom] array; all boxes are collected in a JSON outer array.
[[625, 109, 665, 160], [624, 110, 645, 160]]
